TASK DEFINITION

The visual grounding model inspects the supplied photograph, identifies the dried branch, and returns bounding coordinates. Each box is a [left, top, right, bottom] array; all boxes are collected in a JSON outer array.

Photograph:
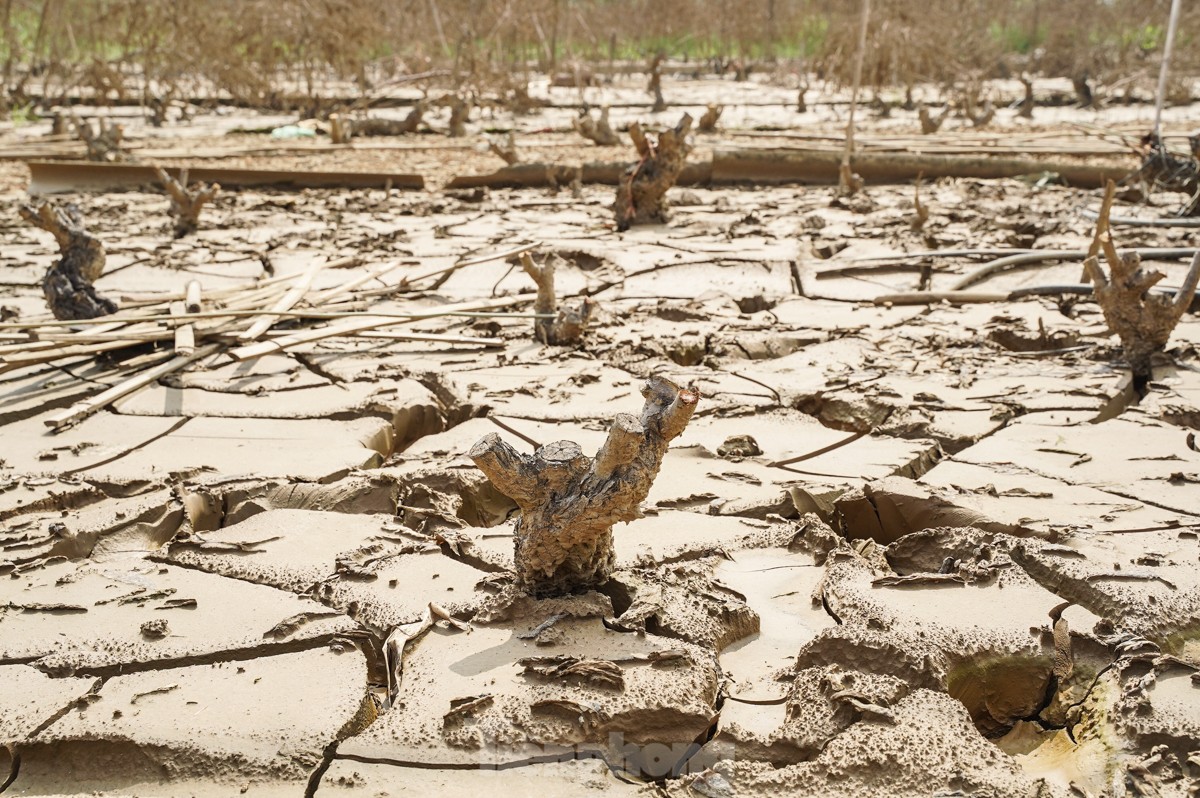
[[469, 375, 700, 596]]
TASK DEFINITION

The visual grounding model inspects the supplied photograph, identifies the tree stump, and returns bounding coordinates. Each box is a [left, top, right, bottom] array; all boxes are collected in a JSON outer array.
[[448, 97, 470, 138], [698, 104, 722, 132], [488, 132, 520, 165], [572, 106, 618, 146], [353, 104, 425, 137], [519, 252, 592, 345], [75, 117, 125, 162], [1083, 191, 1200, 393], [648, 53, 667, 113], [469, 375, 700, 596], [155, 167, 220, 238], [329, 113, 353, 144], [19, 202, 117, 320], [918, 105, 947, 135], [613, 114, 693, 231]]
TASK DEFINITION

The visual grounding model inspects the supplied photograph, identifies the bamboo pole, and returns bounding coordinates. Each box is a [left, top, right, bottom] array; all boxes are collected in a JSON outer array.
[[44, 344, 220, 431]]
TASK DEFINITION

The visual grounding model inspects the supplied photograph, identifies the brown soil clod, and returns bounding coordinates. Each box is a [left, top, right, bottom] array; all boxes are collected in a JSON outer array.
[[518, 252, 592, 346], [18, 201, 117, 321], [154, 167, 220, 238], [572, 105, 618, 146], [469, 375, 699, 597], [613, 113, 694, 231], [1082, 181, 1200, 394]]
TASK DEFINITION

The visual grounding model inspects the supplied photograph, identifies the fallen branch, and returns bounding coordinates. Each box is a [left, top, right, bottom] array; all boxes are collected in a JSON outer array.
[[19, 202, 117, 320], [469, 375, 699, 596]]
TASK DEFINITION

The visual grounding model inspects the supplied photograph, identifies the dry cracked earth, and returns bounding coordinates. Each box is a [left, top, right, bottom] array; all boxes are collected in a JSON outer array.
[[1, 79, 1200, 798]]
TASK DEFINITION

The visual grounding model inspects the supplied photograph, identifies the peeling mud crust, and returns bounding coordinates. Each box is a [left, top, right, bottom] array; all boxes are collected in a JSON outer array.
[[1, 76, 1200, 798]]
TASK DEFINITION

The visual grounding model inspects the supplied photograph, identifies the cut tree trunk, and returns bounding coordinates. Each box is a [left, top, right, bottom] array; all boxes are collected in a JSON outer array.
[[155, 166, 219, 238], [613, 113, 694, 231], [469, 375, 700, 596], [19, 202, 116, 320], [518, 252, 591, 345]]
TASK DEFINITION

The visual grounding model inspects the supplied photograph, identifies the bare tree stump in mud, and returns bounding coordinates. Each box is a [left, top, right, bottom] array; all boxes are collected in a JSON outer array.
[[469, 375, 699, 596], [19, 202, 116, 320], [613, 114, 693, 231], [1083, 191, 1200, 394], [648, 53, 667, 113], [698, 104, 723, 132], [518, 252, 592, 345], [970, 99, 995, 128], [488, 132, 520, 165], [329, 113, 353, 144], [154, 167, 219, 238], [1133, 133, 1200, 216], [1018, 76, 1035, 119], [75, 117, 125, 161], [448, 97, 471, 138], [919, 105, 948, 135], [573, 106, 618, 146]]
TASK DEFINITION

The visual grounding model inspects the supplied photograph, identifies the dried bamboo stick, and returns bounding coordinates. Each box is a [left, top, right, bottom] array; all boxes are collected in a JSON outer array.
[[228, 294, 537, 361], [171, 301, 195, 355], [350, 330, 505, 346], [237, 258, 329, 341], [44, 344, 219, 431]]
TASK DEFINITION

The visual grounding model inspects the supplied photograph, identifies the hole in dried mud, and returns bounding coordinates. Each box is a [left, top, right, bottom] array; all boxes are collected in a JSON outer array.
[[946, 654, 1053, 739]]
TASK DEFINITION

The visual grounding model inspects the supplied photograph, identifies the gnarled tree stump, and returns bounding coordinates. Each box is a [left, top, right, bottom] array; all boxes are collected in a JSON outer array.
[[470, 375, 699, 596], [75, 117, 124, 162], [1084, 189, 1200, 393], [613, 114, 693, 231], [519, 252, 592, 345], [19, 202, 116, 320], [573, 106, 618, 146], [155, 167, 219, 238]]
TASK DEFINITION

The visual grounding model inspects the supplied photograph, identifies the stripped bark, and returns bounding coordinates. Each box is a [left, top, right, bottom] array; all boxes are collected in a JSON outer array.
[[469, 375, 700, 596], [1083, 185, 1200, 393], [613, 113, 693, 231], [155, 167, 219, 238], [19, 202, 116, 320], [518, 252, 592, 345]]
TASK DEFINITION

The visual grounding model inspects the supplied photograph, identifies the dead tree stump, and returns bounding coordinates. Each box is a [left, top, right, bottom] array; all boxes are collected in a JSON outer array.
[[1084, 194, 1200, 393], [354, 104, 425, 137], [469, 375, 700, 596], [648, 53, 667, 113], [329, 113, 353, 144], [918, 105, 947, 134], [519, 252, 592, 345], [488, 132, 519, 165], [75, 117, 125, 161], [155, 167, 219, 238], [698, 104, 723, 132], [448, 97, 471, 138], [573, 106, 618, 146], [613, 113, 693, 231], [19, 202, 117, 320], [1133, 133, 1200, 216]]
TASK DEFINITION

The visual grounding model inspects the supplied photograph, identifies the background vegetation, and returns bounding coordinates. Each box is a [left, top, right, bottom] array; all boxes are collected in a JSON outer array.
[[0, 0, 1192, 110]]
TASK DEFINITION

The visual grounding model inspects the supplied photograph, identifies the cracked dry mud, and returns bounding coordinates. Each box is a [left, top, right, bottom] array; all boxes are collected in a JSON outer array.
[[2, 76, 1200, 798]]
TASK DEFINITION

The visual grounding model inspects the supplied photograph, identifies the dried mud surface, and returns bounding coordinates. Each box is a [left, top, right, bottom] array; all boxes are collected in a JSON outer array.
[[0, 74, 1199, 797]]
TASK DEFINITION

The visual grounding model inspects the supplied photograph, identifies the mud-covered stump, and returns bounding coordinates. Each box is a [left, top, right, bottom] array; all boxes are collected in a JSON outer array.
[[469, 375, 699, 597], [613, 113, 693, 231], [519, 252, 592, 345], [155, 167, 219, 238], [19, 202, 116, 320]]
